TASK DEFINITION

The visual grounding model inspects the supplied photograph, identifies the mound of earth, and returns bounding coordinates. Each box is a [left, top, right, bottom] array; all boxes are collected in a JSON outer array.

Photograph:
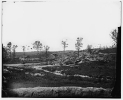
[[8, 87, 112, 97]]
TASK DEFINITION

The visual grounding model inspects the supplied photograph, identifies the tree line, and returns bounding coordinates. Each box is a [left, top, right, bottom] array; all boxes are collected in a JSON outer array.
[[2, 27, 118, 63]]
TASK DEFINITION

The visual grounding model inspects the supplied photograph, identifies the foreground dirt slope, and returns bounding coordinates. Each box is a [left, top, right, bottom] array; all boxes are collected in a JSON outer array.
[[9, 87, 112, 97]]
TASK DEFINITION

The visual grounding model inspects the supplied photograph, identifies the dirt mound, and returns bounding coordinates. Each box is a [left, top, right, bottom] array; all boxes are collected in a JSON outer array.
[[9, 87, 112, 97]]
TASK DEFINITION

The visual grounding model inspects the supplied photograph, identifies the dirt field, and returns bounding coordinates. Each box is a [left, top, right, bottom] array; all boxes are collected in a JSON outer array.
[[2, 61, 116, 97]]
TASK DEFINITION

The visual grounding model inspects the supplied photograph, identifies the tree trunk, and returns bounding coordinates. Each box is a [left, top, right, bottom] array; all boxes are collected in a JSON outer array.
[[9, 48, 12, 60], [39, 51, 41, 59], [37, 50, 40, 58], [10, 52, 11, 60], [64, 47, 65, 53], [12, 52, 15, 60], [46, 50, 48, 65], [24, 51, 25, 57], [78, 49, 79, 58]]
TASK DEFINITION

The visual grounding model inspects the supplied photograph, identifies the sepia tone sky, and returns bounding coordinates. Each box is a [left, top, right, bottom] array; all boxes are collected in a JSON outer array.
[[2, 0, 121, 52]]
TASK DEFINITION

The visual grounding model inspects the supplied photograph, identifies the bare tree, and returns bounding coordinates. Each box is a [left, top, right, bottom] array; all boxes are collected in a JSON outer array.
[[61, 40, 68, 53], [33, 41, 42, 57], [75, 37, 83, 57], [110, 29, 118, 46], [2, 44, 9, 62], [7, 42, 12, 59], [44, 45, 50, 64], [12, 45, 18, 59], [22, 46, 26, 57]]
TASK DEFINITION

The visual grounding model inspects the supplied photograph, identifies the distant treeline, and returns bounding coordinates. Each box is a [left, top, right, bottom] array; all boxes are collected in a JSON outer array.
[[15, 47, 116, 58]]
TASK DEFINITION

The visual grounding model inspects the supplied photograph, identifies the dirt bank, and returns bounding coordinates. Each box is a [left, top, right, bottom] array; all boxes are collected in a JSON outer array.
[[9, 87, 112, 97]]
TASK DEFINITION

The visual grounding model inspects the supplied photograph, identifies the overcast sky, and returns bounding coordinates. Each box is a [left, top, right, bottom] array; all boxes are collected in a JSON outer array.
[[2, 0, 121, 52]]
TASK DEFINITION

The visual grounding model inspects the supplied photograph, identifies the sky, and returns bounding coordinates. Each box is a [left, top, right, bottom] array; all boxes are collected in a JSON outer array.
[[2, 0, 121, 52]]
